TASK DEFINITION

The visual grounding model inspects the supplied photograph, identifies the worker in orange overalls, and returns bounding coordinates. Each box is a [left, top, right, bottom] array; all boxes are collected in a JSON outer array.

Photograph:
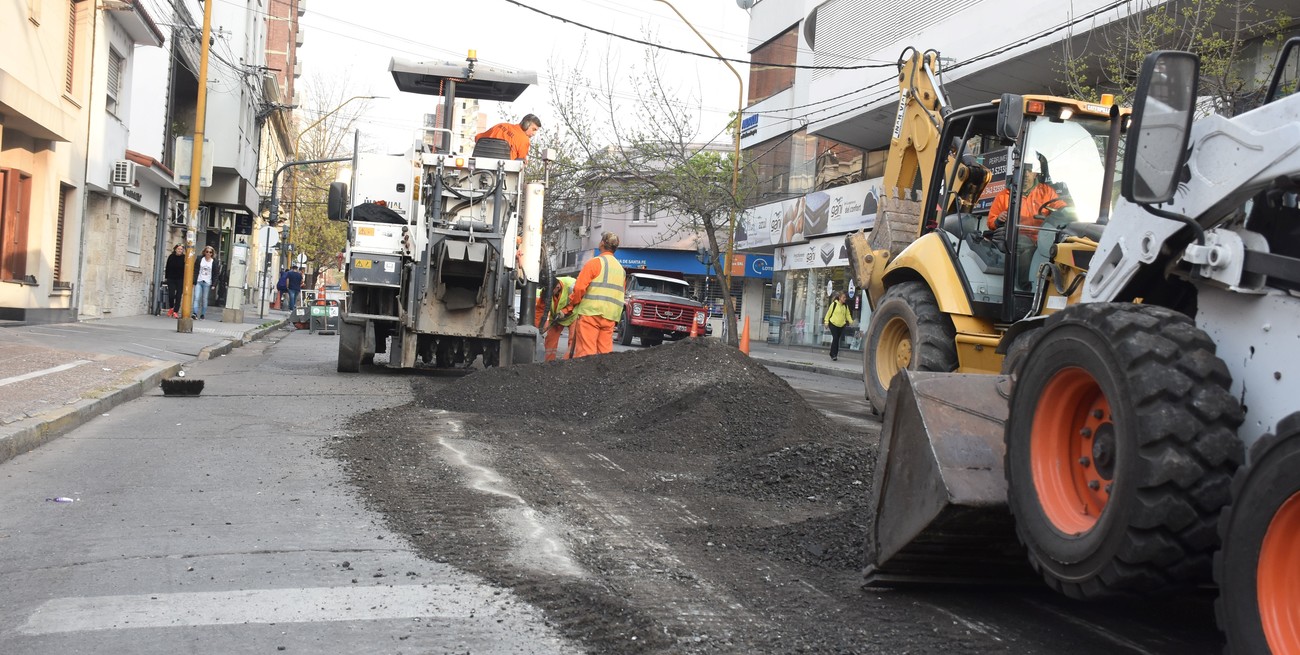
[[986, 160, 1068, 287], [561, 232, 626, 358], [536, 275, 577, 362], [474, 114, 541, 160]]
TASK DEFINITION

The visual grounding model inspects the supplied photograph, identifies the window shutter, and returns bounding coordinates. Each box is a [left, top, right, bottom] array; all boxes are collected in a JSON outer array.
[[106, 50, 123, 113], [65, 0, 77, 93]]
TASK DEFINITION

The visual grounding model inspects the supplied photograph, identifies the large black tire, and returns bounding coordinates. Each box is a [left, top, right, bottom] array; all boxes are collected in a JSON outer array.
[[864, 281, 957, 414], [337, 320, 365, 373], [1215, 415, 1300, 655], [361, 322, 375, 366], [999, 327, 1040, 385], [1006, 303, 1244, 599], [618, 314, 634, 346]]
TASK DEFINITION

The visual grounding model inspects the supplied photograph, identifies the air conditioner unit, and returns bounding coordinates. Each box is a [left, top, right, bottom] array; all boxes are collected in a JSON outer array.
[[171, 201, 188, 226], [111, 160, 136, 187], [577, 226, 589, 237]]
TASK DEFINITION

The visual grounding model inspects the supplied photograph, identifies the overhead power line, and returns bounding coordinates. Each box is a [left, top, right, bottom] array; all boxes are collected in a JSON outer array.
[[500, 0, 893, 71]]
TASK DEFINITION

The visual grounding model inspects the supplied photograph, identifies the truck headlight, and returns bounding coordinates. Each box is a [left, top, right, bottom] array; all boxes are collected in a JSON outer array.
[[695, 311, 705, 324], [632, 302, 642, 317]]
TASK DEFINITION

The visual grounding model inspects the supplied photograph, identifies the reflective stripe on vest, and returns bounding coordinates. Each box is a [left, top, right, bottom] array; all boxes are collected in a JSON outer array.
[[551, 276, 578, 326], [575, 254, 625, 321]]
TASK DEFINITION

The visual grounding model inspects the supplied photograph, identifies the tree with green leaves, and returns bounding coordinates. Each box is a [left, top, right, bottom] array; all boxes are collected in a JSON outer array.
[[286, 76, 373, 283], [1059, 0, 1291, 115]]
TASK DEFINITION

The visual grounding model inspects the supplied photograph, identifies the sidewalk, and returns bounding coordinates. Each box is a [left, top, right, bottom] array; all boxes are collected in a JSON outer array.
[[0, 305, 288, 463], [0, 309, 859, 465], [743, 338, 864, 382]]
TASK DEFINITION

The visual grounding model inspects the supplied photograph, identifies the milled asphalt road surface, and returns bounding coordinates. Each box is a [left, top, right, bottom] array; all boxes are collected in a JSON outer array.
[[0, 327, 580, 654]]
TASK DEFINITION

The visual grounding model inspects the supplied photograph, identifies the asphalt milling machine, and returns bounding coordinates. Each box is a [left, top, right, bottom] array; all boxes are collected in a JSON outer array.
[[860, 40, 1300, 652], [328, 52, 546, 372]]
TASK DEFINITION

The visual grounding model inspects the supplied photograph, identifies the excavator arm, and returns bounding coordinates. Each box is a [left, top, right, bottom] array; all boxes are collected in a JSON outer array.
[[849, 48, 951, 305]]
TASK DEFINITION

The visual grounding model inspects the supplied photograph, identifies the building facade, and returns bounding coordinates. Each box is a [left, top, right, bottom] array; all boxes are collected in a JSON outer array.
[[738, 0, 1296, 351], [1, 0, 163, 324]]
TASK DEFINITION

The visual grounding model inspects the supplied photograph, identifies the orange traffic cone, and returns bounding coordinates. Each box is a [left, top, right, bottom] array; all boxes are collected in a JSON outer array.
[[270, 293, 280, 310], [739, 316, 751, 355], [689, 317, 699, 338]]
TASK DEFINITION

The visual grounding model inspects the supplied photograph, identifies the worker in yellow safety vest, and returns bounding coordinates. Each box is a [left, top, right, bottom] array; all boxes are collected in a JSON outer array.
[[561, 232, 626, 358], [536, 276, 577, 362]]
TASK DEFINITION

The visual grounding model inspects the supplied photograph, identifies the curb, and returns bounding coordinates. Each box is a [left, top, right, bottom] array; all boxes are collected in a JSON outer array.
[[0, 318, 287, 465], [753, 357, 863, 382]]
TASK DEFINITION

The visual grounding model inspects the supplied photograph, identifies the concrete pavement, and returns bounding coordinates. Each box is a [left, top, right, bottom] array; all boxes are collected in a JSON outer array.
[[0, 310, 862, 465]]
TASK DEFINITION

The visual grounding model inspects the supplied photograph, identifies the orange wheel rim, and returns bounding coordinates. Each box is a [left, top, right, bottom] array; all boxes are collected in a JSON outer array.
[[875, 317, 912, 391], [1259, 491, 1300, 652], [1030, 367, 1114, 535]]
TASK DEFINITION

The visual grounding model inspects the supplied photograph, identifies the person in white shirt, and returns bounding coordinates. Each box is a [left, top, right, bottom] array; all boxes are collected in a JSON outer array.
[[193, 246, 216, 319]]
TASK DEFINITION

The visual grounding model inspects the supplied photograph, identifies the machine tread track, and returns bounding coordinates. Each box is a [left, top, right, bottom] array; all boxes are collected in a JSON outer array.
[[864, 281, 957, 414], [1007, 303, 1244, 599], [1214, 413, 1300, 655]]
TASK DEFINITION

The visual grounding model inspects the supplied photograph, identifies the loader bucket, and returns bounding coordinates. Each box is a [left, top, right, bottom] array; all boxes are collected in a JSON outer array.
[[864, 370, 1032, 585]]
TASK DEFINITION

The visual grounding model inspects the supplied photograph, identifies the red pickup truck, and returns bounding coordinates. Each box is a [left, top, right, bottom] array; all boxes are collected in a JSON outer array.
[[616, 271, 710, 347]]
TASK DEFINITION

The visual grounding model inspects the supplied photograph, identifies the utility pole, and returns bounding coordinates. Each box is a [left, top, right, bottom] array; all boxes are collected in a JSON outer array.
[[177, 0, 215, 333]]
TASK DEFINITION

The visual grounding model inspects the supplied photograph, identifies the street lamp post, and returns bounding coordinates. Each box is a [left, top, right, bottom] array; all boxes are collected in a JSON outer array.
[[652, 0, 744, 343], [285, 95, 381, 273]]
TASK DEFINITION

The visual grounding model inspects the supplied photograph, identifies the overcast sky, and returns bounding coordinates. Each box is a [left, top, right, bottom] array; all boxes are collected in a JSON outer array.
[[295, 0, 753, 153]]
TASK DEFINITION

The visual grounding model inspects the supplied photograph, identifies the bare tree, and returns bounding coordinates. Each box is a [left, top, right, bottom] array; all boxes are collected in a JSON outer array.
[[1059, 0, 1291, 115], [287, 75, 375, 281], [547, 45, 747, 344]]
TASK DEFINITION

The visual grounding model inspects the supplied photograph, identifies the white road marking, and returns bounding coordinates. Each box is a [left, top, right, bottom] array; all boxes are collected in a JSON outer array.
[[1031, 604, 1158, 654], [928, 604, 1000, 640], [0, 360, 92, 387], [435, 416, 583, 577], [18, 584, 499, 634]]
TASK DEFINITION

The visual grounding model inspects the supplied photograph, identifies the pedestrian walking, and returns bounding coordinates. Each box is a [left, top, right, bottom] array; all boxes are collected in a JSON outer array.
[[164, 244, 186, 318], [192, 246, 217, 319], [563, 232, 626, 359], [823, 290, 853, 361], [275, 269, 290, 309], [285, 265, 304, 312]]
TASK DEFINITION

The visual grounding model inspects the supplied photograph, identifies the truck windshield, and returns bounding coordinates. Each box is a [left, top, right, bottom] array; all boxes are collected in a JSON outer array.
[[630, 277, 690, 296], [1022, 114, 1121, 225]]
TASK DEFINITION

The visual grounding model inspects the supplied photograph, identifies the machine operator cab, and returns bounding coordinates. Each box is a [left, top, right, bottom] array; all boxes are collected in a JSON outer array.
[[929, 94, 1120, 321]]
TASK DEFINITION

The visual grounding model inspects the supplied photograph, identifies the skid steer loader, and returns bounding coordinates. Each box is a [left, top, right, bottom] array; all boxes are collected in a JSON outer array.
[[866, 40, 1300, 652]]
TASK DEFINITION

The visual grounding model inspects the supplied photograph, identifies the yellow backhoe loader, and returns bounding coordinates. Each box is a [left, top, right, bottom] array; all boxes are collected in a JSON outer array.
[[847, 47, 1127, 413]]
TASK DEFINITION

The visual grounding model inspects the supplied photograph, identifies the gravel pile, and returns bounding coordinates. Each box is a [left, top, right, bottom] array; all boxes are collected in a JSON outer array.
[[434, 338, 873, 503]]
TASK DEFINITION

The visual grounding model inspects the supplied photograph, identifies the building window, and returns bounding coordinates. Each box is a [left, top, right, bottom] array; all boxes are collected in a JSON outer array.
[[106, 48, 123, 115], [814, 138, 868, 189], [0, 168, 34, 281], [126, 205, 143, 269], [65, 0, 78, 94], [748, 26, 798, 104], [55, 185, 72, 286]]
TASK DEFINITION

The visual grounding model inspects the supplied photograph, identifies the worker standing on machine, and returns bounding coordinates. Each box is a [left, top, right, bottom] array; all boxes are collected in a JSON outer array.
[[475, 114, 542, 160], [562, 232, 626, 358]]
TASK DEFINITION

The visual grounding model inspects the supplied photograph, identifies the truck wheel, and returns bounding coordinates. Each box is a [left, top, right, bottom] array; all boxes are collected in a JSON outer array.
[[864, 281, 957, 414], [337, 320, 365, 373], [1215, 415, 1300, 655], [361, 322, 375, 366], [1006, 303, 1244, 599], [618, 314, 634, 346]]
